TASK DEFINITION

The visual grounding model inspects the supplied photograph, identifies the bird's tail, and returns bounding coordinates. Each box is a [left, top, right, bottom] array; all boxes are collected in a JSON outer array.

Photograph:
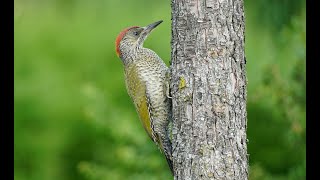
[[164, 152, 174, 175], [159, 134, 174, 175]]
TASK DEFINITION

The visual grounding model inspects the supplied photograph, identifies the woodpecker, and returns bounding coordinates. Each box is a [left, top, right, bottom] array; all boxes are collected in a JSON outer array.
[[115, 20, 173, 174]]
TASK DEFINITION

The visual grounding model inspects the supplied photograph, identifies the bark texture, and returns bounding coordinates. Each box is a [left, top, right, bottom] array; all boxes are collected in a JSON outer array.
[[170, 0, 248, 179]]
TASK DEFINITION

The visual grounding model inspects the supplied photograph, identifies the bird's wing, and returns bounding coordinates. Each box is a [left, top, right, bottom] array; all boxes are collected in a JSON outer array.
[[135, 92, 154, 141], [125, 64, 154, 141]]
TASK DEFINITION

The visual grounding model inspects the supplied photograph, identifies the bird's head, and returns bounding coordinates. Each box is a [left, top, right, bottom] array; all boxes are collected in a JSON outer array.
[[115, 20, 163, 58]]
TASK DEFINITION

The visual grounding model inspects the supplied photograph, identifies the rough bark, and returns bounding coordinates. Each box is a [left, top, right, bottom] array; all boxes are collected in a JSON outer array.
[[170, 0, 248, 179]]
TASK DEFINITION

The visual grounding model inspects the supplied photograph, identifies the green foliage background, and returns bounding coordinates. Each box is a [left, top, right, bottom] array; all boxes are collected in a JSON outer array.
[[14, 0, 305, 179]]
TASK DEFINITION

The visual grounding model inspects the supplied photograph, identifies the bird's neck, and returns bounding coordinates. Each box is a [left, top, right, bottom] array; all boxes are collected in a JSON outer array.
[[120, 46, 148, 66]]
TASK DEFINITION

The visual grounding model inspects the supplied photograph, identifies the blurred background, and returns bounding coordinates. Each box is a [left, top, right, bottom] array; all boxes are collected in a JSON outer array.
[[14, 0, 305, 179]]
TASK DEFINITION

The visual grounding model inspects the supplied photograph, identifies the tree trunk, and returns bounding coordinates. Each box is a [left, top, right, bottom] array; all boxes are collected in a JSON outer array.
[[170, 0, 248, 179]]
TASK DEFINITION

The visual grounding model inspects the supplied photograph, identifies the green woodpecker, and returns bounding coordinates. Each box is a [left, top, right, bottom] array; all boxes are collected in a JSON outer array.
[[115, 20, 173, 174]]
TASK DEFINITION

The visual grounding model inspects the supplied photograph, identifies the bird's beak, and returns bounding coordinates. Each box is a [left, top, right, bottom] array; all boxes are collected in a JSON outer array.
[[143, 20, 163, 34], [137, 20, 163, 47]]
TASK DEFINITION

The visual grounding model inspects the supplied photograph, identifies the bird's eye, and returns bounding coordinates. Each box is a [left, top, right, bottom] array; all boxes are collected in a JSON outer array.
[[133, 31, 139, 36]]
